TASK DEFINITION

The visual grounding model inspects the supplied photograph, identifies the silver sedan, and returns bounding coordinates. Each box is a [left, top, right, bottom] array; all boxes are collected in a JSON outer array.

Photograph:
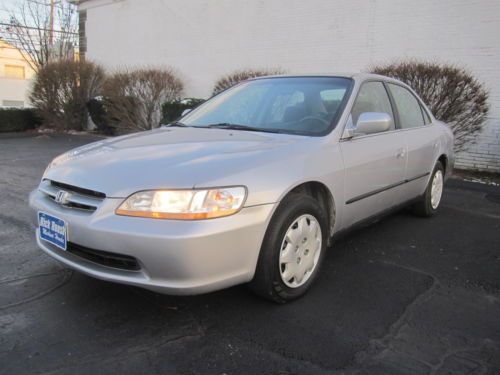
[[30, 73, 454, 302]]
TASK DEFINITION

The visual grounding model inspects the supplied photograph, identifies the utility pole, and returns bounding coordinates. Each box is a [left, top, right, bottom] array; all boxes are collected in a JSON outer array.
[[49, 0, 54, 45]]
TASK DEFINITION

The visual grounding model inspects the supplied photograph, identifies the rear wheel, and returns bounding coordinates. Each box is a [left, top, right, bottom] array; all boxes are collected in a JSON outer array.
[[250, 193, 328, 303], [413, 161, 444, 217]]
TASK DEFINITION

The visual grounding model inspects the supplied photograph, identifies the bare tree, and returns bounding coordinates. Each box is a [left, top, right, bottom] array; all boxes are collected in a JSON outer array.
[[102, 68, 184, 133], [30, 60, 105, 130], [371, 60, 489, 151], [212, 68, 286, 96], [0, 0, 78, 71]]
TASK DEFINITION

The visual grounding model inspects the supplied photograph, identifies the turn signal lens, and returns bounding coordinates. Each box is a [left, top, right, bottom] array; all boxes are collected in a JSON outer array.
[[115, 187, 246, 220]]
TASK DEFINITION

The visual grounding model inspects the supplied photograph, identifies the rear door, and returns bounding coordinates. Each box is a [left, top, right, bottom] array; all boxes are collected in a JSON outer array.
[[386, 83, 439, 199], [339, 81, 407, 229]]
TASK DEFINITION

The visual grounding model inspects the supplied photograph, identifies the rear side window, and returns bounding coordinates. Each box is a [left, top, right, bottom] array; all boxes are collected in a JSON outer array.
[[387, 84, 425, 128], [351, 81, 395, 131]]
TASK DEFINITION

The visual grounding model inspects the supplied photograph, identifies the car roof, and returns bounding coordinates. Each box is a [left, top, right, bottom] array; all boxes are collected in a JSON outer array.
[[251, 72, 403, 84]]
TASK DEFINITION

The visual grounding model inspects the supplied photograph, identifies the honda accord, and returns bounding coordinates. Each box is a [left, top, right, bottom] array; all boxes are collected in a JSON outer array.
[[29, 74, 454, 302]]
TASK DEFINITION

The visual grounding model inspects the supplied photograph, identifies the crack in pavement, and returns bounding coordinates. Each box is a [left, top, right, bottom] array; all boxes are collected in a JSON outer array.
[[351, 261, 440, 373], [430, 346, 489, 375], [350, 261, 500, 374], [16, 333, 204, 375], [0, 269, 73, 310]]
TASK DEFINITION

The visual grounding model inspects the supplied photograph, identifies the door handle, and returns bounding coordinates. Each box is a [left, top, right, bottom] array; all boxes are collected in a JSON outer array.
[[396, 148, 406, 158]]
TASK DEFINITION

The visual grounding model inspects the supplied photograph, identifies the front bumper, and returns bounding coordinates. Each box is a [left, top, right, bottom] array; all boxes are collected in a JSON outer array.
[[29, 189, 275, 295]]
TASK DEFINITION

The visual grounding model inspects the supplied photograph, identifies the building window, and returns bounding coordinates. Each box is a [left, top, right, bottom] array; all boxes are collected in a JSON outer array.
[[79, 9, 87, 60], [2, 100, 24, 108], [4, 65, 25, 79]]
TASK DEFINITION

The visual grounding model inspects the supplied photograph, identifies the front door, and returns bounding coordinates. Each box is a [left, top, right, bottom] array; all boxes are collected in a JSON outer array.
[[340, 81, 407, 229]]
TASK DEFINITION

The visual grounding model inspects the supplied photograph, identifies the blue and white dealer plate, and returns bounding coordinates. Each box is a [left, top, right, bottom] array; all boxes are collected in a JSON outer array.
[[38, 211, 67, 250]]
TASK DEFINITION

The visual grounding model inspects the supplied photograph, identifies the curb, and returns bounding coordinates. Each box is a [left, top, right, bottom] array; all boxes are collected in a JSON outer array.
[[448, 178, 500, 194], [0, 132, 38, 139]]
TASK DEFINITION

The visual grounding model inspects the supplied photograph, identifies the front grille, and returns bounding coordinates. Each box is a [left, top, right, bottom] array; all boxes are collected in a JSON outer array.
[[51, 180, 106, 199], [45, 195, 98, 211], [67, 242, 140, 271], [39, 179, 105, 212]]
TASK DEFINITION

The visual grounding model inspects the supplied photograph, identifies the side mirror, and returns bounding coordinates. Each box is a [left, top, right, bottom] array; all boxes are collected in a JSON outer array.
[[181, 108, 192, 116], [354, 112, 392, 135]]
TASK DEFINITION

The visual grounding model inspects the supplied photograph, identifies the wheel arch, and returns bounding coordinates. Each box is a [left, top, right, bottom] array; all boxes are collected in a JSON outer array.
[[280, 181, 336, 241], [437, 153, 450, 178]]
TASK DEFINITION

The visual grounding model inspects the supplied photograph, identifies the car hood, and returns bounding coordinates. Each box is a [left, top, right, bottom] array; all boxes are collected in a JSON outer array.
[[43, 127, 307, 198]]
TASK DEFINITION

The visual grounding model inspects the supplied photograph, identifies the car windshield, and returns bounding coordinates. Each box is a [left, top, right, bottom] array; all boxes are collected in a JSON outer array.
[[181, 77, 353, 136]]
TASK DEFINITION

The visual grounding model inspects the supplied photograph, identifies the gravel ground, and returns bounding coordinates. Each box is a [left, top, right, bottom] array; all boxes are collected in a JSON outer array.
[[1, 133, 499, 375]]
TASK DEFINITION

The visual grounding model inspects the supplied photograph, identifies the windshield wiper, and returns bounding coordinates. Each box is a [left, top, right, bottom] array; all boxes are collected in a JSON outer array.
[[165, 121, 188, 127], [205, 123, 282, 133]]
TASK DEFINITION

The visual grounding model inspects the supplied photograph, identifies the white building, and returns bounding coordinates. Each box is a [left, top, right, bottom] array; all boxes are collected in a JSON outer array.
[[78, 0, 500, 172], [0, 40, 35, 108]]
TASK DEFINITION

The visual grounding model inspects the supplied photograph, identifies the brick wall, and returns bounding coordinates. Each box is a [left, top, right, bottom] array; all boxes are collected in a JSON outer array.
[[81, 0, 500, 172], [455, 120, 500, 172]]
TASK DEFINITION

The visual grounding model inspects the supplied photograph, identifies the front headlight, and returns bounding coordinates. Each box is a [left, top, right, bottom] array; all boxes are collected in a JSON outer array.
[[115, 187, 247, 220]]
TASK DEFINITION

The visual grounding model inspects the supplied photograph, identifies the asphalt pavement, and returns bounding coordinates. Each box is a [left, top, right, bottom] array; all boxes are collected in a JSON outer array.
[[1, 134, 499, 374]]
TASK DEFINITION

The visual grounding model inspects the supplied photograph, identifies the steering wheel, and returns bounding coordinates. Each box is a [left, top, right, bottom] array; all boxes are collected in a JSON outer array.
[[298, 115, 330, 128]]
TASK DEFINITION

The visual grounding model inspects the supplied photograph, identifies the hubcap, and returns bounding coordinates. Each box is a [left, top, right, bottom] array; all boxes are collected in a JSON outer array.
[[430, 170, 443, 209], [279, 214, 322, 288]]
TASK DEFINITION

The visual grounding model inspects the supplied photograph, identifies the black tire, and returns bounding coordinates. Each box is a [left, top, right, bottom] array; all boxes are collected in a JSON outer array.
[[412, 161, 444, 217], [249, 193, 328, 303]]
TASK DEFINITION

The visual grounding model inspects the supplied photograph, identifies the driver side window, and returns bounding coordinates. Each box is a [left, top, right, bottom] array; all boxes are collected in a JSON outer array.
[[351, 82, 395, 132]]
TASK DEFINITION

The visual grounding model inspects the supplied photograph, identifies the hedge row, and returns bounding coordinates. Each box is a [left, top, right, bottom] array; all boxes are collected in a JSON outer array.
[[0, 108, 41, 133], [161, 98, 206, 124], [86, 97, 206, 135], [0, 97, 205, 134]]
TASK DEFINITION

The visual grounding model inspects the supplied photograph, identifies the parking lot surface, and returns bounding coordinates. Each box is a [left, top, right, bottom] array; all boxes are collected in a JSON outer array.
[[1, 134, 499, 374]]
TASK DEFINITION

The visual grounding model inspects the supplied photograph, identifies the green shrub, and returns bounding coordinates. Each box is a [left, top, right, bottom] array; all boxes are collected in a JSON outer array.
[[86, 97, 115, 135], [161, 98, 205, 124], [0, 108, 41, 132]]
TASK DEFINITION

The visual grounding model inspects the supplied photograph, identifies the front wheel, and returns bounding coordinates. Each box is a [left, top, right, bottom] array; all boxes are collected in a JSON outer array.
[[413, 161, 444, 217], [249, 193, 328, 303]]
